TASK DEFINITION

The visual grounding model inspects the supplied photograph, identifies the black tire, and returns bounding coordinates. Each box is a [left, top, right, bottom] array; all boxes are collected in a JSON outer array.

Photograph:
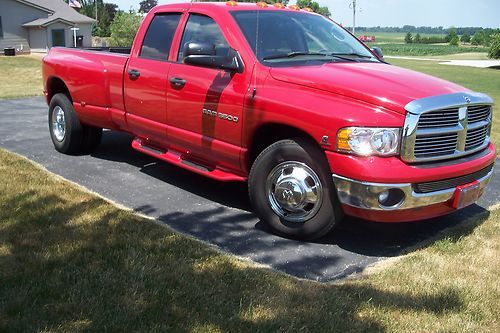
[[82, 126, 103, 153], [249, 138, 343, 240], [48, 93, 84, 154]]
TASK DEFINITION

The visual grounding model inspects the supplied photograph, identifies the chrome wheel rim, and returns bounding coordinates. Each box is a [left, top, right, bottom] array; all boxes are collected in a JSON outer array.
[[266, 161, 323, 223], [52, 106, 66, 142]]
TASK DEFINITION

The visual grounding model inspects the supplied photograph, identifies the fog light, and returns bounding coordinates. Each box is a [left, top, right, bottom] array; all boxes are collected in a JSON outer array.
[[378, 188, 405, 208], [378, 190, 389, 203]]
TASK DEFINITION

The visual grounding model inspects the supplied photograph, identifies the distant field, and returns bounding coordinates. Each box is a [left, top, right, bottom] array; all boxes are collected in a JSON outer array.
[[372, 43, 489, 56], [359, 31, 445, 44], [356, 31, 489, 56]]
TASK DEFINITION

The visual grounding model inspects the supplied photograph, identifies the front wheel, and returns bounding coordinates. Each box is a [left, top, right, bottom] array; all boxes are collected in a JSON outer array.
[[248, 138, 343, 240]]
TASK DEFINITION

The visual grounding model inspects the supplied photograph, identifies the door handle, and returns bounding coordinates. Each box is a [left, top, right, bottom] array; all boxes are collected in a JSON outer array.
[[169, 77, 186, 89], [128, 69, 140, 81]]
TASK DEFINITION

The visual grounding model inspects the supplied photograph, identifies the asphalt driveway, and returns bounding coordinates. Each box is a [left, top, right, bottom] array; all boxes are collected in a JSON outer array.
[[1, 97, 498, 281]]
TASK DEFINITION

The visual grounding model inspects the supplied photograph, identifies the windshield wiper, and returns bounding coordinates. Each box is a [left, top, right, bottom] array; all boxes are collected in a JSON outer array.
[[262, 51, 364, 62], [262, 52, 330, 61], [329, 52, 374, 59]]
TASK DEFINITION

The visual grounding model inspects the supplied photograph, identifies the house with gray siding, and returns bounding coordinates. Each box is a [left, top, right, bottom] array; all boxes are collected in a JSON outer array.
[[0, 0, 95, 53]]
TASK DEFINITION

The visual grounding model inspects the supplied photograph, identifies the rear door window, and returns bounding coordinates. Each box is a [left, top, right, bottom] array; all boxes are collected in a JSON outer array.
[[140, 13, 182, 61]]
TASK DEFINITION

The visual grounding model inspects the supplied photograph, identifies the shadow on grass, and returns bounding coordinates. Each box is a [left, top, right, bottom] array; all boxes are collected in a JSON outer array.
[[0, 186, 471, 332]]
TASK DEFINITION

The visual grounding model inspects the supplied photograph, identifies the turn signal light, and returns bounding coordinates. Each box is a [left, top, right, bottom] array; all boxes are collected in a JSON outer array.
[[256, 2, 268, 8], [288, 4, 300, 10], [273, 3, 285, 8], [226, 1, 238, 6], [303, 7, 313, 12], [337, 128, 352, 150]]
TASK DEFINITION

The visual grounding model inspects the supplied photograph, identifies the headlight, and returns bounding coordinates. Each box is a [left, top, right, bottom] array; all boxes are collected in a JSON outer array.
[[337, 127, 400, 156]]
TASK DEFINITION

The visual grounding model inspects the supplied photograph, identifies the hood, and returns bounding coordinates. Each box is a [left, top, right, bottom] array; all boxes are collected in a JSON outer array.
[[269, 62, 469, 114]]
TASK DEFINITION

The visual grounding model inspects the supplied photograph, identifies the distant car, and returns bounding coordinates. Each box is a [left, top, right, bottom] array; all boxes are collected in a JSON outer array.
[[43, 2, 495, 240], [359, 35, 376, 42]]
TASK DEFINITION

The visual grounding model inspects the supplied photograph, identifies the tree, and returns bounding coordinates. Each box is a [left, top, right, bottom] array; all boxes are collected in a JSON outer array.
[[445, 27, 458, 43], [404, 32, 413, 44], [296, 0, 331, 16], [139, 0, 157, 13], [460, 33, 471, 43], [317, 6, 331, 17], [488, 33, 500, 59], [471, 31, 485, 46], [64, 1, 118, 37], [414, 33, 421, 43], [449, 36, 459, 46], [109, 11, 142, 47]]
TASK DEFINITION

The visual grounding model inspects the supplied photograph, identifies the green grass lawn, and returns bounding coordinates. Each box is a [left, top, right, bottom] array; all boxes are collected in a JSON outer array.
[[0, 149, 499, 332], [0, 56, 43, 99]]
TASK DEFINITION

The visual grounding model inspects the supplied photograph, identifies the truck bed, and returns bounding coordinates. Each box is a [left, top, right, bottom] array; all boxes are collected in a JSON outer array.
[[83, 47, 132, 54], [43, 47, 129, 129]]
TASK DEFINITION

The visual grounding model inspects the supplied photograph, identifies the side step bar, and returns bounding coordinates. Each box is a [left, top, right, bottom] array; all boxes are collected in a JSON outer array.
[[131, 138, 246, 182]]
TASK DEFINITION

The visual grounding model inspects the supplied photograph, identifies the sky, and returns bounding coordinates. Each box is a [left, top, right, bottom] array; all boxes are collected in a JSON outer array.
[[109, 0, 500, 28]]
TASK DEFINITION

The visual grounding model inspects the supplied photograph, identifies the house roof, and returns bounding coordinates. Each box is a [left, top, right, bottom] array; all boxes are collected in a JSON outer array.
[[23, 17, 78, 28], [18, 0, 95, 27]]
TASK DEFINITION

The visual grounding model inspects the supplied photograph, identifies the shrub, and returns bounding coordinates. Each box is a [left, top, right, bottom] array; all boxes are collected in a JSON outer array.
[[419, 36, 447, 44], [449, 36, 459, 46], [488, 33, 500, 59]]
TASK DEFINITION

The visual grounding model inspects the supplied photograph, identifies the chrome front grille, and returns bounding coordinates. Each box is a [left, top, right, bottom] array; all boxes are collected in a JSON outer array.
[[465, 125, 489, 151], [417, 107, 459, 129], [414, 164, 494, 193], [401, 92, 493, 163], [414, 133, 458, 158], [468, 105, 491, 123]]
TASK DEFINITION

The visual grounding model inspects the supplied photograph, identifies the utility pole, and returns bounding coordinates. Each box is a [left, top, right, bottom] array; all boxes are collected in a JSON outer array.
[[349, 0, 360, 34], [95, 0, 98, 23], [351, 0, 356, 34]]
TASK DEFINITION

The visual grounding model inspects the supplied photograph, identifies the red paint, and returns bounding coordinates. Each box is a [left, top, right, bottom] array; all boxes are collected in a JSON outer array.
[[326, 143, 496, 184], [342, 202, 458, 223], [42, 2, 496, 224]]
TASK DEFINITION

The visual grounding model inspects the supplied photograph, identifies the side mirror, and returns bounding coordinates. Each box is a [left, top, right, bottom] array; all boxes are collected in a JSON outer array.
[[184, 42, 216, 57], [183, 42, 243, 73], [371, 47, 384, 61]]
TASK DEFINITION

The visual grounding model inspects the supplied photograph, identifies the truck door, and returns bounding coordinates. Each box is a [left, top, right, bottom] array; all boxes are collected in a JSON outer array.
[[166, 12, 249, 172], [124, 13, 182, 147]]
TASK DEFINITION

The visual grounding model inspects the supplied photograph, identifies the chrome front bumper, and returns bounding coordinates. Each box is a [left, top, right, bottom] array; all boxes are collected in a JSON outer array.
[[332, 167, 494, 211]]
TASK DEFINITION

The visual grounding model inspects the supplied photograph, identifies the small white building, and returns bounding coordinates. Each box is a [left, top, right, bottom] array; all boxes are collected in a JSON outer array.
[[0, 0, 95, 53]]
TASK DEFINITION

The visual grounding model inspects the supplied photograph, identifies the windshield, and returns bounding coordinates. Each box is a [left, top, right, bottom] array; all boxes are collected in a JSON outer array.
[[231, 10, 377, 65]]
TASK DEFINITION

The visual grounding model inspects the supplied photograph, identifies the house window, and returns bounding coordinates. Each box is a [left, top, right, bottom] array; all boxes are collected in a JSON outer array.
[[0, 17, 3, 38], [51, 29, 66, 47]]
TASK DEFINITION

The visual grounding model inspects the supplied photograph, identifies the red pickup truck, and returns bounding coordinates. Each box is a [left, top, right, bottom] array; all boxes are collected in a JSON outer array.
[[42, 2, 495, 239]]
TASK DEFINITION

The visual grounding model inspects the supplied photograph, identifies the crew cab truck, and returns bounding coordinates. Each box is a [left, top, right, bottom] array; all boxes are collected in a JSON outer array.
[[42, 2, 496, 240]]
